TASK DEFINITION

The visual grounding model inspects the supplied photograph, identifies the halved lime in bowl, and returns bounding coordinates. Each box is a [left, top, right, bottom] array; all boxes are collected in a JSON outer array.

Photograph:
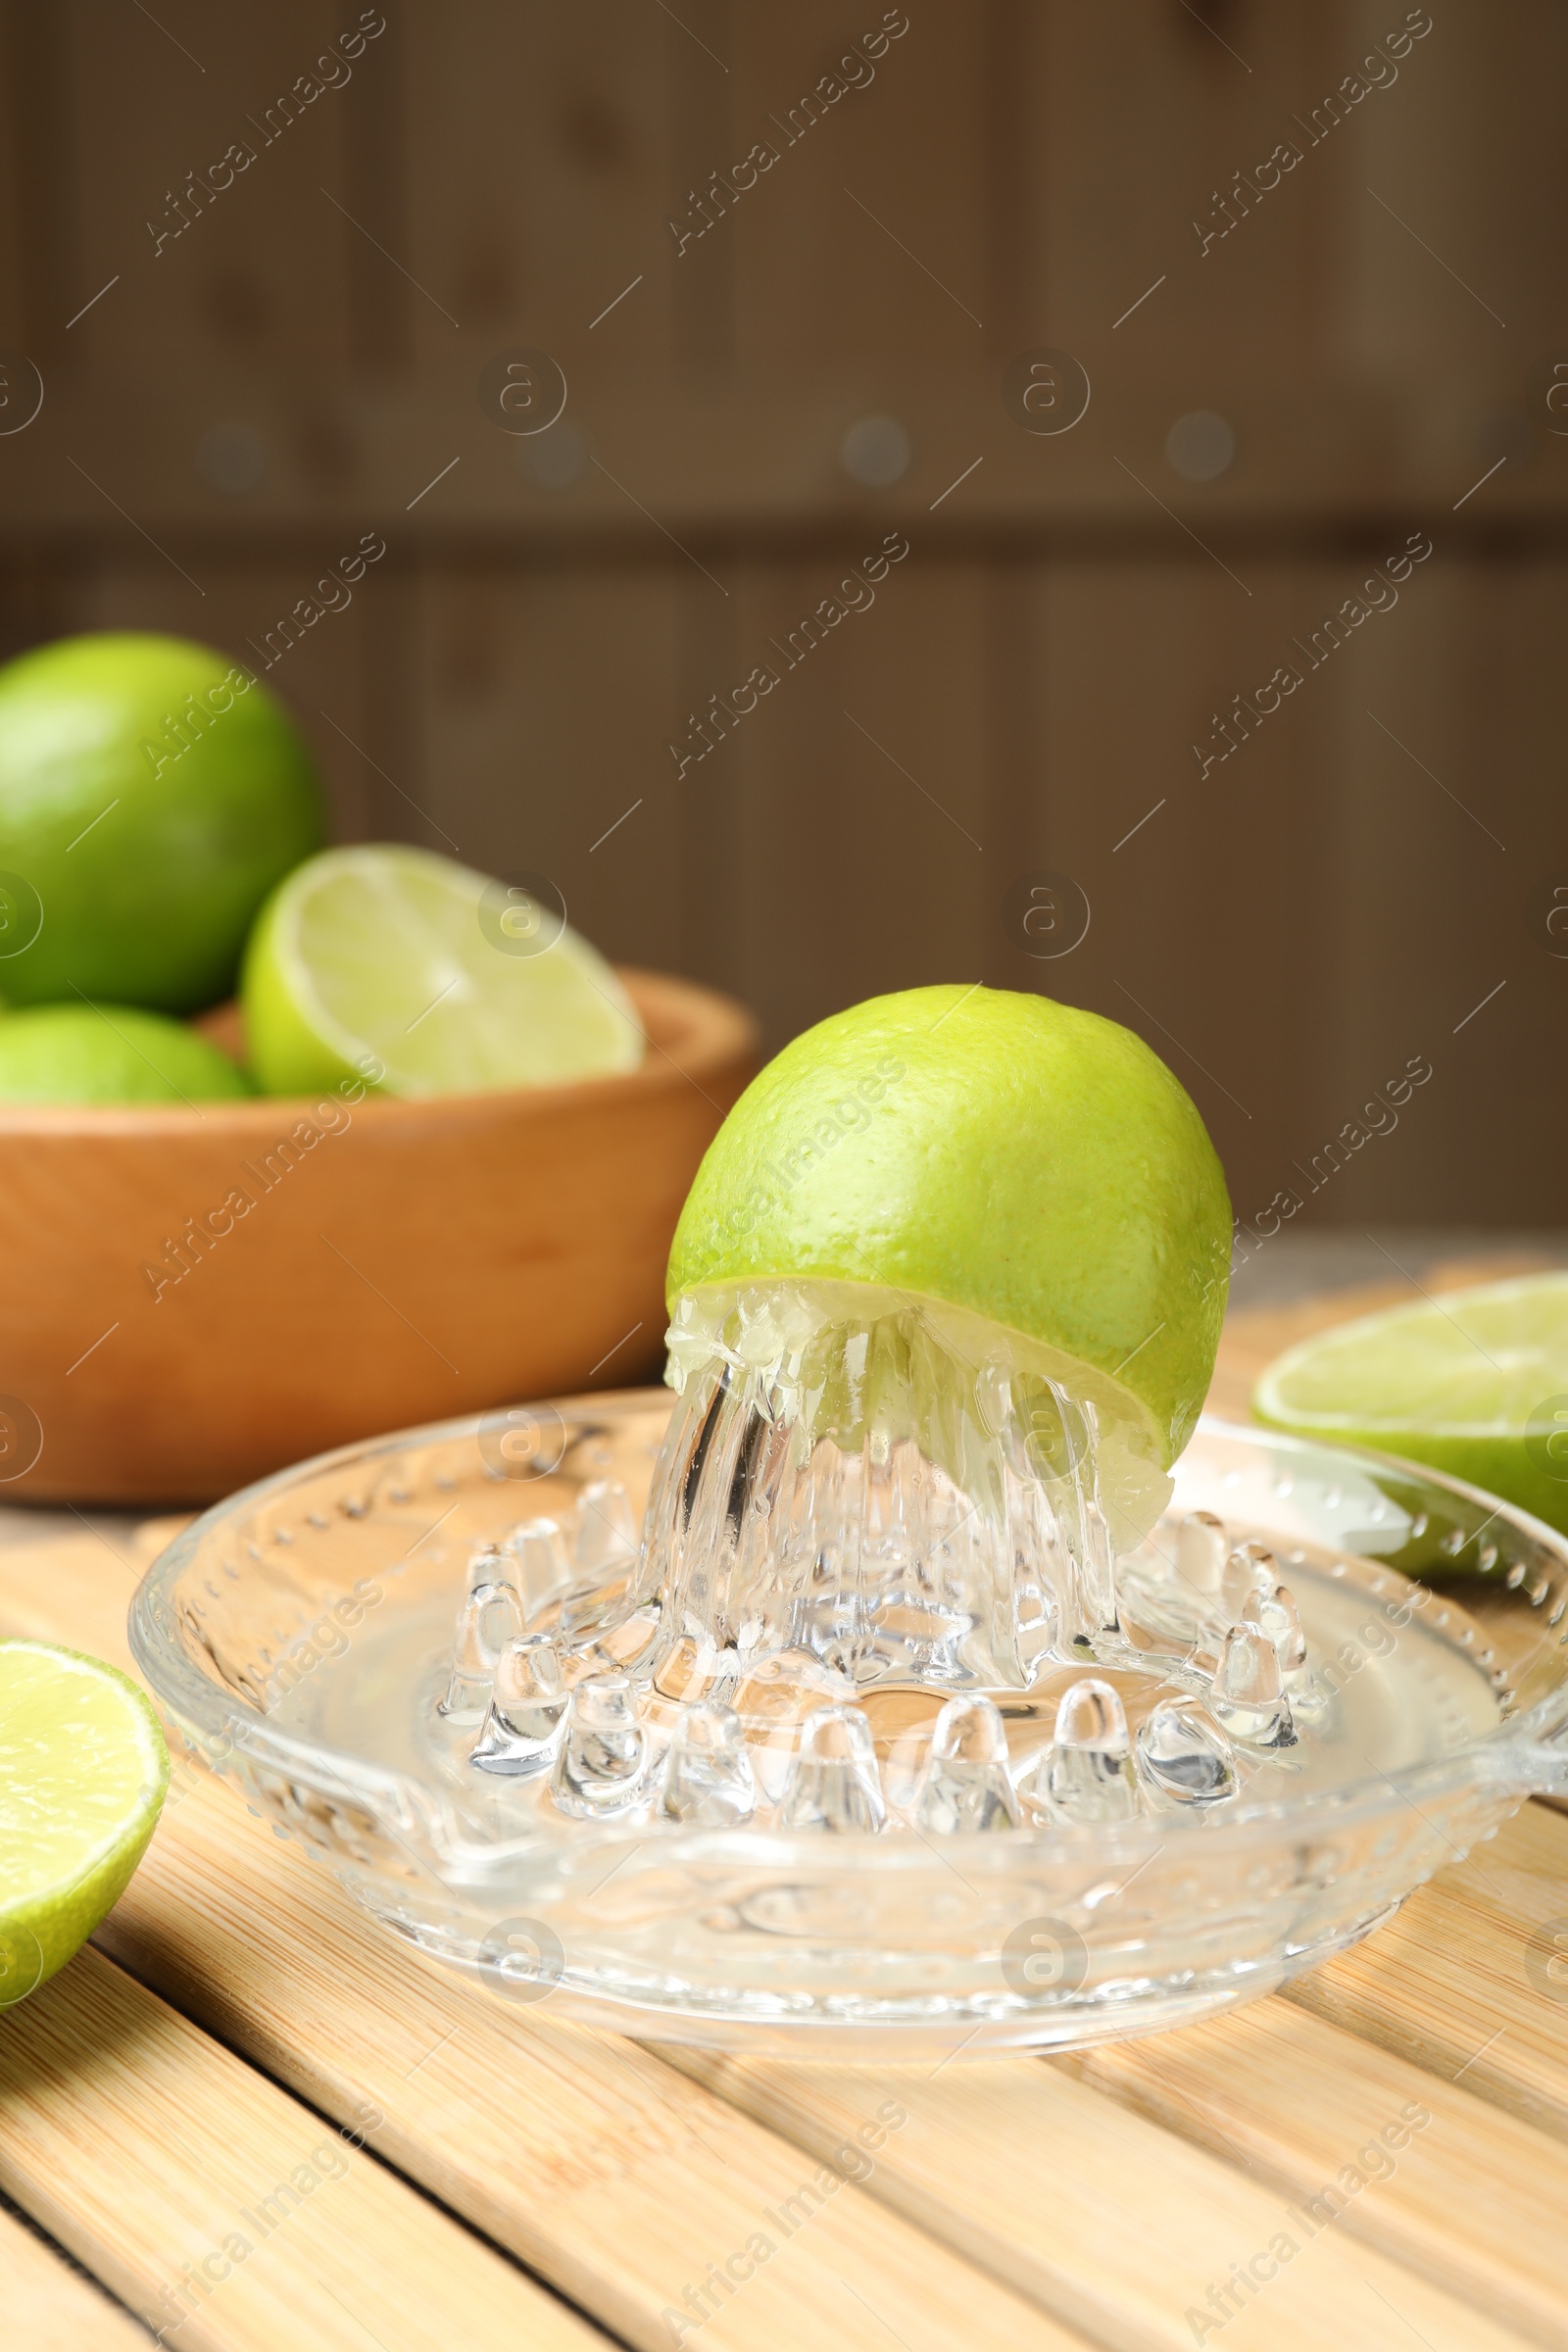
[[242, 844, 644, 1098], [1254, 1271, 1568, 1536]]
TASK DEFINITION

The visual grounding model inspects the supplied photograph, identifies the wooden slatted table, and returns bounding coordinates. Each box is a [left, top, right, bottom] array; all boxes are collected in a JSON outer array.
[[4, 1253, 1567, 2351]]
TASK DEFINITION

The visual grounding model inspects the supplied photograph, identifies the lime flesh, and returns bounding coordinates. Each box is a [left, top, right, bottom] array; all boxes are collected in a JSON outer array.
[[0, 1642, 169, 2005], [0, 632, 322, 1010], [1254, 1272, 1568, 1536], [0, 1004, 254, 1103], [241, 844, 644, 1098], [667, 985, 1232, 1467]]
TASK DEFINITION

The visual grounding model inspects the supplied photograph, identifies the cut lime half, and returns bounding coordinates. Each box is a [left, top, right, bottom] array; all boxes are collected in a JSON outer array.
[[0, 1641, 169, 2006], [242, 845, 644, 1099], [1253, 1271, 1568, 1537]]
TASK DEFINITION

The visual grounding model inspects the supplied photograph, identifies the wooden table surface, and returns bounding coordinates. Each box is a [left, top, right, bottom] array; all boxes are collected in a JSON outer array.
[[4, 1250, 1568, 2352]]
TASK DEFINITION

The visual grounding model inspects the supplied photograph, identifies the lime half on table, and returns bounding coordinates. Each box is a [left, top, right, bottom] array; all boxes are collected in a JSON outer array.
[[1254, 1271, 1568, 1537], [242, 844, 645, 1098], [0, 1641, 169, 2006]]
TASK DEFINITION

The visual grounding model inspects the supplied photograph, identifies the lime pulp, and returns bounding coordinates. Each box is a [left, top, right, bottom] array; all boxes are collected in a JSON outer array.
[[0, 1641, 169, 2004]]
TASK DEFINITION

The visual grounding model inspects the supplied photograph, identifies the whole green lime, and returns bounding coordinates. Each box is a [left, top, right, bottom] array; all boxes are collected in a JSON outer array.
[[0, 633, 322, 1009], [667, 985, 1232, 1465], [0, 1004, 254, 1102]]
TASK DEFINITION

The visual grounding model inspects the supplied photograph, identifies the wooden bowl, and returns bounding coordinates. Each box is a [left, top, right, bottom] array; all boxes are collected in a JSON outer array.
[[0, 971, 758, 1504]]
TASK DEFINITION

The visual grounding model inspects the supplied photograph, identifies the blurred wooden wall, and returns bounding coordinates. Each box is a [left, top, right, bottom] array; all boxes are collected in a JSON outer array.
[[0, 0, 1564, 1228]]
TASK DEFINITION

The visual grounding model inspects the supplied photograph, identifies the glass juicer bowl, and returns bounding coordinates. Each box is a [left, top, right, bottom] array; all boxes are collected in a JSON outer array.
[[130, 1281, 1568, 2057]]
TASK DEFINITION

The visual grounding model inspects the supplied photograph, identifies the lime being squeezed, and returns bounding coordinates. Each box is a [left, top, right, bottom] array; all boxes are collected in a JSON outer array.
[[646, 985, 1233, 1699], [667, 984, 1230, 1508], [274, 985, 1509, 1865]]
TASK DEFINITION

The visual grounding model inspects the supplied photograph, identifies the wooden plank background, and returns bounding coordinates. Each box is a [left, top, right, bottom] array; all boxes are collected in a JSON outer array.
[[0, 0, 1563, 1225]]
